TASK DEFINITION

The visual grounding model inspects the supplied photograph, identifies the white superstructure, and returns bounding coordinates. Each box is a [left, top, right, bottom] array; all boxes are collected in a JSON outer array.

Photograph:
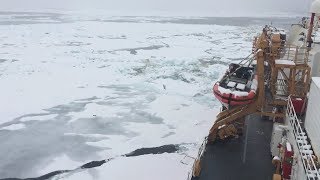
[[274, 2, 320, 179], [305, 78, 320, 158]]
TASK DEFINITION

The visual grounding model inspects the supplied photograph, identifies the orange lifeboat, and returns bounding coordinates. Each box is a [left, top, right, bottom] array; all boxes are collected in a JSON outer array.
[[213, 63, 257, 107]]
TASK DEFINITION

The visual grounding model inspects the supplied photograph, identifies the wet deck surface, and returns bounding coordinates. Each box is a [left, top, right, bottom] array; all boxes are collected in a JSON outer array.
[[197, 114, 274, 180]]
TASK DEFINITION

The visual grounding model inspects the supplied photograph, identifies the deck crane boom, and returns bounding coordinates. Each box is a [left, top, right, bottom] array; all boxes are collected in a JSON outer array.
[[207, 27, 270, 142], [191, 35, 268, 177], [208, 49, 265, 142]]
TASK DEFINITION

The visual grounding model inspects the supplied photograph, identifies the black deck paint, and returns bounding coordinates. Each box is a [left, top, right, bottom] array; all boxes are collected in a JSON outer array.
[[195, 114, 274, 180]]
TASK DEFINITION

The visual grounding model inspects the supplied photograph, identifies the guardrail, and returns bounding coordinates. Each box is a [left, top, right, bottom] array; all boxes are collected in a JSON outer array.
[[287, 96, 320, 180], [279, 45, 309, 64], [186, 136, 208, 180]]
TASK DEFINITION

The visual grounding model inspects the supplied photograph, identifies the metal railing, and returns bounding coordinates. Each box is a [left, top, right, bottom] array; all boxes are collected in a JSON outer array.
[[279, 45, 309, 64], [186, 136, 208, 180], [287, 96, 320, 180]]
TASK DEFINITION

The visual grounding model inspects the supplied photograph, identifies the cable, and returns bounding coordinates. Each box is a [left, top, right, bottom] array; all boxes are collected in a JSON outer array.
[[217, 52, 256, 83]]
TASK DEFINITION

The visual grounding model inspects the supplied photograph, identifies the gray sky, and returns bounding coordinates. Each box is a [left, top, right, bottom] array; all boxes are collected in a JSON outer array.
[[0, 0, 313, 16]]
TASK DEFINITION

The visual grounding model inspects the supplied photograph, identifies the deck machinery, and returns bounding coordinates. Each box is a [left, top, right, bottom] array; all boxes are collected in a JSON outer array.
[[191, 18, 314, 178]]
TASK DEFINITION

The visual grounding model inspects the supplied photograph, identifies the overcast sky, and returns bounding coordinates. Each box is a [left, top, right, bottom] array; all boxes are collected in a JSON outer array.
[[0, 0, 314, 16]]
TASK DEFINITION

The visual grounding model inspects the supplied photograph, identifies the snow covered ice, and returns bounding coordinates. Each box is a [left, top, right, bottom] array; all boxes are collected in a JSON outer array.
[[0, 12, 296, 179]]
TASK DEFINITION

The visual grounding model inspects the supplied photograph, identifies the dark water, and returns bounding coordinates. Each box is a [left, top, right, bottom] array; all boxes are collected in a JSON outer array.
[[0, 11, 301, 29], [0, 144, 179, 180], [100, 16, 301, 29]]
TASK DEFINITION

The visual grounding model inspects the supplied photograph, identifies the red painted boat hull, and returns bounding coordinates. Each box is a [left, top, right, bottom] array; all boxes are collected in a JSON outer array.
[[213, 84, 255, 106], [213, 75, 257, 107]]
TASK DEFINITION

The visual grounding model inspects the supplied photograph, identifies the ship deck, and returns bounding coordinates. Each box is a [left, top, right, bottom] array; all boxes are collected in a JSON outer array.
[[195, 114, 275, 180]]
